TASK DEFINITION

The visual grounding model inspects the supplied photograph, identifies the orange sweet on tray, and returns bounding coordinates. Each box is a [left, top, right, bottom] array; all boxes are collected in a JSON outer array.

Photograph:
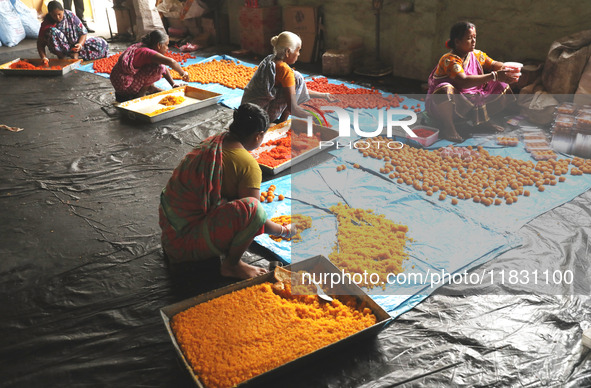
[[292, 131, 321, 156], [171, 282, 376, 388], [496, 136, 519, 146], [159, 95, 185, 106], [9, 60, 61, 70], [93, 51, 195, 74], [252, 131, 292, 167], [147, 106, 175, 116]]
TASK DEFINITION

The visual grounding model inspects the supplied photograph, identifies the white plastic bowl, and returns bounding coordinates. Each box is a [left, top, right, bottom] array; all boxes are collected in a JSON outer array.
[[503, 62, 523, 72]]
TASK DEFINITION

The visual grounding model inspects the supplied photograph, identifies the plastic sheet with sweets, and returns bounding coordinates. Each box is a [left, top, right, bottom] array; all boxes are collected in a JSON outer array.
[[330, 134, 591, 232], [291, 157, 517, 315], [77, 54, 255, 109], [253, 156, 517, 317]]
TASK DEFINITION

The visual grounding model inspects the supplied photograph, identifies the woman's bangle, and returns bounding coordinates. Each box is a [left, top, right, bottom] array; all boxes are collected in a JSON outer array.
[[491, 71, 498, 82], [279, 225, 288, 238]]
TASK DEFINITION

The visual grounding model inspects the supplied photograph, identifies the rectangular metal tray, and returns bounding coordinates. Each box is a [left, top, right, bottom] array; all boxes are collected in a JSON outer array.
[[0, 58, 82, 76], [116, 85, 222, 123], [160, 255, 392, 388], [252, 118, 340, 175]]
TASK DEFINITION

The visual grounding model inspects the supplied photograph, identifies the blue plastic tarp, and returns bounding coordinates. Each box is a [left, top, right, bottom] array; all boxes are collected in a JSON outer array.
[[254, 128, 591, 317], [330, 136, 591, 232], [255, 156, 519, 317]]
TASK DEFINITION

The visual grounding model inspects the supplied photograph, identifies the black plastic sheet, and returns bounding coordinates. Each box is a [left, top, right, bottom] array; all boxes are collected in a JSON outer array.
[[1, 48, 590, 388]]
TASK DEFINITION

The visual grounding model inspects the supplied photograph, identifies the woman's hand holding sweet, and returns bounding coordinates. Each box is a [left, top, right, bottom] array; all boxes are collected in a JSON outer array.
[[72, 43, 82, 53], [181, 70, 190, 82], [279, 224, 295, 239]]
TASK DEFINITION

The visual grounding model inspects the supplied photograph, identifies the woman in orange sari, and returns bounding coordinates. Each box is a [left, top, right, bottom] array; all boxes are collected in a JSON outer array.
[[426, 22, 517, 142]]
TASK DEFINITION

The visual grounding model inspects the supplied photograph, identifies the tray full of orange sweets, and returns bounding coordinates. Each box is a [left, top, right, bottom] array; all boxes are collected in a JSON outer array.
[[160, 255, 392, 388], [115, 85, 222, 123], [251, 118, 340, 175], [0, 58, 82, 76]]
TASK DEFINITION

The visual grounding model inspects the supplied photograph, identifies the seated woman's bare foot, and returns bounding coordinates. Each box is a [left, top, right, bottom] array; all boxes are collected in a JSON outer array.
[[441, 129, 464, 143], [220, 260, 267, 279], [491, 124, 505, 133]]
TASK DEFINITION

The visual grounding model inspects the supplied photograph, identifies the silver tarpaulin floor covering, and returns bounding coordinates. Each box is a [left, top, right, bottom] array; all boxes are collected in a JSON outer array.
[[0, 48, 590, 388]]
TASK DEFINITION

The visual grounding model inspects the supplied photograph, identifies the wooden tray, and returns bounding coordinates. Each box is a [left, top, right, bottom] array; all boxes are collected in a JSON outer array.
[[0, 58, 82, 76], [115, 85, 222, 123]]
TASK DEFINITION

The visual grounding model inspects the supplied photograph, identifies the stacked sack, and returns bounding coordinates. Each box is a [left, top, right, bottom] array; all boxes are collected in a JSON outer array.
[[0, 0, 40, 47]]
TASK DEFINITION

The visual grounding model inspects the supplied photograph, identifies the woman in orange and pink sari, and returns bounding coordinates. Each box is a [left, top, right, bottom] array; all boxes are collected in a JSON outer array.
[[426, 21, 518, 142]]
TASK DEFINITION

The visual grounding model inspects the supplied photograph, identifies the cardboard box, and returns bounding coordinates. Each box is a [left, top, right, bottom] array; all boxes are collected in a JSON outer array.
[[201, 17, 216, 38], [239, 6, 282, 55], [239, 6, 281, 32], [114, 6, 136, 36], [283, 6, 318, 63], [283, 6, 317, 34], [240, 32, 270, 56], [165, 17, 187, 31]]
